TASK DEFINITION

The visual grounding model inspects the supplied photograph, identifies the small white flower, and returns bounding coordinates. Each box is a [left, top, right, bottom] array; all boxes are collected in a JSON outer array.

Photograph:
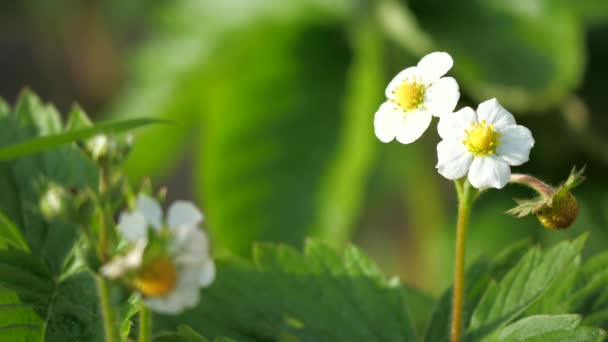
[[375, 51, 460, 144], [436, 98, 534, 189], [100, 195, 215, 314]]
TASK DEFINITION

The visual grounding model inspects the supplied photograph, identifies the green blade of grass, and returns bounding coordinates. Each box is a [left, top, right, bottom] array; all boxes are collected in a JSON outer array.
[[0, 118, 167, 161]]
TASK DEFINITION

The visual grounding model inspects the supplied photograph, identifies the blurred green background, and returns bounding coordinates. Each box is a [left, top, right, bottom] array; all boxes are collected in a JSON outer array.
[[2, 0, 608, 295]]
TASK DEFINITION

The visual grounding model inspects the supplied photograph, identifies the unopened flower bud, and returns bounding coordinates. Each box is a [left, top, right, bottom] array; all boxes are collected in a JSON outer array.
[[40, 184, 71, 220], [507, 166, 585, 230], [84, 134, 134, 166]]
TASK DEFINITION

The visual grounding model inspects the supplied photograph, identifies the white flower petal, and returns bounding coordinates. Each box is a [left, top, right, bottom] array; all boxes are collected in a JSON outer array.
[[135, 194, 163, 230], [385, 67, 422, 99], [374, 102, 402, 143], [417, 52, 454, 83], [117, 212, 148, 241], [167, 201, 204, 230], [437, 107, 477, 140], [436, 140, 473, 180], [100, 240, 147, 278], [172, 226, 209, 263], [476, 98, 516, 129], [395, 110, 433, 144], [199, 260, 216, 287], [100, 259, 126, 279], [144, 268, 201, 314], [467, 155, 511, 189], [497, 125, 534, 166], [424, 77, 460, 117]]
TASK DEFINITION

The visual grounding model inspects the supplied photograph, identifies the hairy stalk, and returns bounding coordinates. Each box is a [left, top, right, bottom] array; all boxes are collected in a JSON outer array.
[[510, 174, 553, 199], [139, 305, 151, 342], [97, 276, 119, 342], [450, 180, 477, 342]]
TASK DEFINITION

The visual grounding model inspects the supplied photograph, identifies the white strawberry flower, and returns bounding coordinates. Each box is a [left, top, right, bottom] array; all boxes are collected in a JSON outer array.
[[375, 51, 460, 144], [100, 194, 215, 314], [436, 98, 535, 189]]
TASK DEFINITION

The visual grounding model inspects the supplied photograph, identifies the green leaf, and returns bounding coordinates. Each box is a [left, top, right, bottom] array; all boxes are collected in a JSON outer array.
[[0, 210, 30, 252], [467, 235, 587, 340], [0, 250, 103, 341], [0, 285, 44, 341], [405, 0, 585, 111], [0, 91, 99, 274], [153, 241, 418, 341], [0, 117, 165, 162], [486, 314, 605, 342], [198, 21, 370, 254]]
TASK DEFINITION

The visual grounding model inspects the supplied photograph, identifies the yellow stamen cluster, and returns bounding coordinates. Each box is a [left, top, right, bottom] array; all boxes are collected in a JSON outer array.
[[391, 79, 425, 112], [133, 258, 178, 297], [463, 120, 501, 156]]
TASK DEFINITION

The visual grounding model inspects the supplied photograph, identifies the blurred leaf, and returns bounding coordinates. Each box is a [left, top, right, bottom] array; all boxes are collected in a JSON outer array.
[[485, 314, 605, 341], [468, 234, 586, 339], [0, 91, 98, 274], [0, 209, 30, 252], [113, 0, 380, 253], [153, 241, 417, 341], [0, 117, 164, 162], [114, 0, 355, 181], [311, 20, 384, 246], [0, 285, 44, 341], [0, 250, 103, 341], [198, 21, 377, 254], [404, 0, 585, 111]]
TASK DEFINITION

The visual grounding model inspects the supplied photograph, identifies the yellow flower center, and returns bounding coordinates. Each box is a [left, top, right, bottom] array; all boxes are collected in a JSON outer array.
[[392, 80, 425, 111], [133, 258, 177, 297], [463, 120, 501, 155]]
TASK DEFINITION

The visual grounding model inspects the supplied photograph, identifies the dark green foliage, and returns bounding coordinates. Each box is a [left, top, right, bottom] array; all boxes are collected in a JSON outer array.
[[153, 241, 418, 342]]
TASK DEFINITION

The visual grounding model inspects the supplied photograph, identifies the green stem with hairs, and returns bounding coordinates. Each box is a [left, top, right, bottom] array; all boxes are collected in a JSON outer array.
[[450, 179, 478, 342], [97, 276, 119, 342]]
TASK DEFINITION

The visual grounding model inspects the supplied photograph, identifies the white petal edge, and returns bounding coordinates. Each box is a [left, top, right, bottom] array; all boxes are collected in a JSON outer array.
[[199, 260, 216, 287], [423, 77, 460, 117], [467, 155, 511, 189], [437, 107, 477, 140], [374, 102, 402, 143], [395, 110, 433, 144], [497, 125, 535, 166], [417, 52, 454, 83], [436, 140, 473, 180], [117, 212, 148, 241], [167, 201, 204, 230], [476, 98, 516, 130], [135, 194, 163, 230], [385, 66, 423, 99], [171, 226, 209, 263]]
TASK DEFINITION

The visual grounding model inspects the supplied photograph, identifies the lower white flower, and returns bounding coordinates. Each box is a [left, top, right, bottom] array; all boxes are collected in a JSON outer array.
[[436, 98, 534, 189], [100, 195, 215, 314], [375, 51, 460, 144]]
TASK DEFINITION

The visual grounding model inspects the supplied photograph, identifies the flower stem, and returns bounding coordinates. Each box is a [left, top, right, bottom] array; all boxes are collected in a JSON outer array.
[[450, 179, 477, 342], [139, 305, 151, 342], [97, 276, 119, 342], [510, 174, 553, 199]]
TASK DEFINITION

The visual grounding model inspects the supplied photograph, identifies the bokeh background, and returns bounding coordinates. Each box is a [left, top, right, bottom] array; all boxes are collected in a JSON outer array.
[[2, 0, 608, 295]]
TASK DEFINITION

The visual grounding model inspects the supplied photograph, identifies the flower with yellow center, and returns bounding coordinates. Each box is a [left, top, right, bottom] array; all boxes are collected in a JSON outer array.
[[436, 98, 535, 189], [375, 52, 460, 144], [100, 195, 215, 314]]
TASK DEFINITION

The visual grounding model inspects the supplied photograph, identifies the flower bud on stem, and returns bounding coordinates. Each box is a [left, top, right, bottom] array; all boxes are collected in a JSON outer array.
[[507, 166, 584, 230]]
